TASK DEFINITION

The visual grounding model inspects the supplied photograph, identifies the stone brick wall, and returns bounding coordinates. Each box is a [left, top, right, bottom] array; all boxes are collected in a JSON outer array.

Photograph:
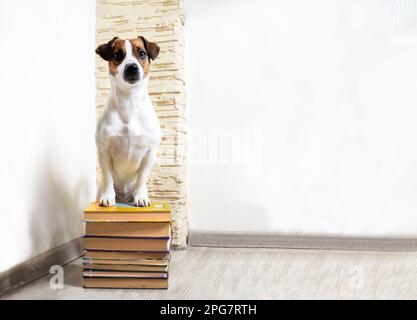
[[96, 0, 187, 246]]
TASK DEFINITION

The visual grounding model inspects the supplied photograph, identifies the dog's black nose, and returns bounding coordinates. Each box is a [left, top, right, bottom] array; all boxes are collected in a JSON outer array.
[[125, 63, 139, 76]]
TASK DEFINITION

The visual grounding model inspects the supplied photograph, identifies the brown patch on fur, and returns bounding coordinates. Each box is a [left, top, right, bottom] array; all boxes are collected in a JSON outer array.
[[129, 38, 152, 76], [138, 36, 160, 61], [96, 37, 126, 76], [107, 39, 126, 76], [96, 37, 118, 61]]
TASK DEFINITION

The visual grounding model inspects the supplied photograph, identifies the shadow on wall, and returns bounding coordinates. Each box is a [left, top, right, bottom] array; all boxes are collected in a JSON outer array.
[[28, 142, 91, 258]]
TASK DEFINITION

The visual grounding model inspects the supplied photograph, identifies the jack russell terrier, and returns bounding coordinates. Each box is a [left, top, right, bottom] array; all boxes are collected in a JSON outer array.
[[95, 36, 160, 207]]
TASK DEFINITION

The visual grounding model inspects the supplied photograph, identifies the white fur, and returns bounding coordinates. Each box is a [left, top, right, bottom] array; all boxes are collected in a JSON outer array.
[[96, 40, 161, 206]]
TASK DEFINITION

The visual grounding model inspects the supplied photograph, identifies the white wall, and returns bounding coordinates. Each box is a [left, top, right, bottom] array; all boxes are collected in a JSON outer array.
[[186, 0, 417, 236], [0, 0, 96, 272]]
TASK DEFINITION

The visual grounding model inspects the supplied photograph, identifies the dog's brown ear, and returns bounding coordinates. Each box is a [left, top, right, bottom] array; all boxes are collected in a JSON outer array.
[[139, 36, 160, 61], [96, 37, 118, 61]]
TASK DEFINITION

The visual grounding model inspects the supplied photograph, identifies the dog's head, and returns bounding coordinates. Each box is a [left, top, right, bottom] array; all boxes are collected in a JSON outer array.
[[96, 36, 160, 87]]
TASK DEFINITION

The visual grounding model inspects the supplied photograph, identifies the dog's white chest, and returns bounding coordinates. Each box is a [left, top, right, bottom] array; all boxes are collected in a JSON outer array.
[[109, 120, 156, 156], [120, 123, 150, 146]]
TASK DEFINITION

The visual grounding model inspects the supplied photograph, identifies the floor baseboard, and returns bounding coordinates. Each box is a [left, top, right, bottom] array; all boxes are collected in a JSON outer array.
[[188, 230, 417, 251], [0, 238, 83, 297]]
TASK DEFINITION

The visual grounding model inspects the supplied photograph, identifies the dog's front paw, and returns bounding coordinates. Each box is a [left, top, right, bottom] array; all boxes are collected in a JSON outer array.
[[133, 191, 150, 207], [99, 189, 116, 207]]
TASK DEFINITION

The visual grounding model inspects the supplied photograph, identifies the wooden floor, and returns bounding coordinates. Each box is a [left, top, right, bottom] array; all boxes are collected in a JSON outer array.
[[3, 246, 417, 299]]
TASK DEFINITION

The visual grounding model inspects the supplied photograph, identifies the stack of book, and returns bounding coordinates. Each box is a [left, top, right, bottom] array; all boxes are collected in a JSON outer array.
[[82, 202, 171, 289]]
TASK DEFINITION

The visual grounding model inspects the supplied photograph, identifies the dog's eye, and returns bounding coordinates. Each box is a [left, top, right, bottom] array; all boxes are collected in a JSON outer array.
[[113, 50, 123, 62], [138, 50, 147, 60]]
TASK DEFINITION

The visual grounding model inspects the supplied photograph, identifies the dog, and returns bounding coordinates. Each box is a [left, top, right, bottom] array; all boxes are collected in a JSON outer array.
[[95, 36, 160, 207]]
